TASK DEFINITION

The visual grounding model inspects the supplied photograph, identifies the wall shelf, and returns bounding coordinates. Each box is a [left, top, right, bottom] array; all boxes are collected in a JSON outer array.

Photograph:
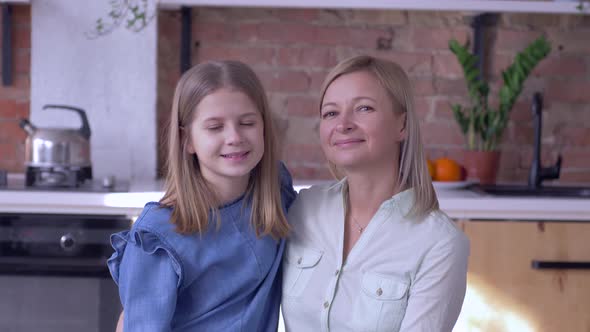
[[158, 0, 588, 14]]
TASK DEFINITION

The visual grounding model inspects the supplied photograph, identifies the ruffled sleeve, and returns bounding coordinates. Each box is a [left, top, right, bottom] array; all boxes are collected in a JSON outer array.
[[107, 227, 183, 332]]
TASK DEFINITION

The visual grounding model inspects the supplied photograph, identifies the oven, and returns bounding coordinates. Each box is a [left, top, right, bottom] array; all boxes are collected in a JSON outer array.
[[0, 212, 131, 332]]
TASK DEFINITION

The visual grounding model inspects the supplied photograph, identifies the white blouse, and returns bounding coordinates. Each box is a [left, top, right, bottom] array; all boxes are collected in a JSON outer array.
[[281, 180, 470, 332]]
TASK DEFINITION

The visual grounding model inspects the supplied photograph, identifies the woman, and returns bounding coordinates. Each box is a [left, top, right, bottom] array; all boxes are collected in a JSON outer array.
[[281, 55, 470, 331]]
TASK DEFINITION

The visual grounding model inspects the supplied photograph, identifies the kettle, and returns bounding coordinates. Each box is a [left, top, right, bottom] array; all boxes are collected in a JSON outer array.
[[19, 105, 92, 168]]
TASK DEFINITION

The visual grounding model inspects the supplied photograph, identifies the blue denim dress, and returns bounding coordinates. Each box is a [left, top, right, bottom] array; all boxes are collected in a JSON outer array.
[[108, 169, 296, 331]]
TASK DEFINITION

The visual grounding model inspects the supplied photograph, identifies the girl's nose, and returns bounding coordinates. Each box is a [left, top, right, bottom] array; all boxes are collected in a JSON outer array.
[[226, 126, 245, 145]]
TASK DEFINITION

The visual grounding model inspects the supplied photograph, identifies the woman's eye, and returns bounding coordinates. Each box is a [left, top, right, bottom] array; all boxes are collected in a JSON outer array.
[[321, 111, 337, 119], [357, 105, 373, 112]]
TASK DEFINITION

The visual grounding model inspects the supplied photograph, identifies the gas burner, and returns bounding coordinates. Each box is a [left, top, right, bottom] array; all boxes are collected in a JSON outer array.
[[25, 166, 92, 188]]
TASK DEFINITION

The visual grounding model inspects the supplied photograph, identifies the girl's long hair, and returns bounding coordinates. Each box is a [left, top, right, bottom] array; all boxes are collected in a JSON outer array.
[[160, 60, 289, 238], [319, 55, 439, 218]]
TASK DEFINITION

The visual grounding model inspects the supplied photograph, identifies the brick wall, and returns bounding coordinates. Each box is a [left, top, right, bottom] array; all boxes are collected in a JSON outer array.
[[0, 5, 30, 173], [157, 8, 590, 183]]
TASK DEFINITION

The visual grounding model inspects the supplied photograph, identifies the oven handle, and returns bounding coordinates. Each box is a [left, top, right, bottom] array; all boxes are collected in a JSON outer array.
[[531, 260, 590, 270]]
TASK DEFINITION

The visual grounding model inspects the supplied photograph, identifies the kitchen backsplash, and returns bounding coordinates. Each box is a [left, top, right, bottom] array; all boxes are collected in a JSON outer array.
[[1, 5, 589, 184]]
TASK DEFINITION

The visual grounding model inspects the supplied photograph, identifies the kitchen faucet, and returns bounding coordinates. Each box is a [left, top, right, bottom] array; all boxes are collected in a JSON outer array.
[[528, 92, 562, 189]]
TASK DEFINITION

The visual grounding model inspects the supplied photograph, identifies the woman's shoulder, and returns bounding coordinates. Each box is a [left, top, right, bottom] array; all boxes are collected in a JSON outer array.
[[417, 210, 470, 251], [295, 180, 344, 203]]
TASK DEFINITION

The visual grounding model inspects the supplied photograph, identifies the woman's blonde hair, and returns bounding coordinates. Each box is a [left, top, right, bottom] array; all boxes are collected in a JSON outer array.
[[319, 55, 439, 217], [160, 60, 289, 238]]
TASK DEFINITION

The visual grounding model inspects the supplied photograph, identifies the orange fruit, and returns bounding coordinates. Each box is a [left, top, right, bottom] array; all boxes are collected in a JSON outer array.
[[427, 159, 436, 179], [434, 158, 462, 182]]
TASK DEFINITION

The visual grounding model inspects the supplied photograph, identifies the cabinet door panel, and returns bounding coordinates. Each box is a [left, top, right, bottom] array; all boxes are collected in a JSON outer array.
[[455, 221, 590, 332]]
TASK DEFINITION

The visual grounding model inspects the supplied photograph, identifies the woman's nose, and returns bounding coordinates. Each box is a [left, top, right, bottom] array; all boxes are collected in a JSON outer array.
[[336, 113, 355, 133]]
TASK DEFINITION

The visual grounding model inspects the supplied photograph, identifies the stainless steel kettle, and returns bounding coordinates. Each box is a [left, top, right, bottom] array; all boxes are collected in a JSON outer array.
[[19, 105, 92, 168]]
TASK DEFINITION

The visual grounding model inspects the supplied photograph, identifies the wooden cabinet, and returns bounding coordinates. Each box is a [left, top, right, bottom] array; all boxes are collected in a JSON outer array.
[[454, 220, 590, 332]]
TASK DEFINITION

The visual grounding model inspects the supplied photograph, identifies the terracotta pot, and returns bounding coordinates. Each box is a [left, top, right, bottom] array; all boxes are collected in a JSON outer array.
[[463, 150, 501, 185]]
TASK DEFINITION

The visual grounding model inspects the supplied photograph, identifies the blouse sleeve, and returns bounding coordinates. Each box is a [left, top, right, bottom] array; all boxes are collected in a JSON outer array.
[[279, 161, 298, 211], [399, 232, 470, 332], [108, 230, 182, 332]]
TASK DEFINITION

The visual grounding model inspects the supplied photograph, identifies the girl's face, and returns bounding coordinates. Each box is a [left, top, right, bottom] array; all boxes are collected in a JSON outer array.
[[319, 70, 406, 173], [187, 88, 264, 188]]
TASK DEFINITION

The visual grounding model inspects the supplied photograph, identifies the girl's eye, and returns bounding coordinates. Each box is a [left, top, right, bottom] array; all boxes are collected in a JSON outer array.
[[207, 125, 222, 131], [321, 111, 337, 119], [241, 122, 255, 126]]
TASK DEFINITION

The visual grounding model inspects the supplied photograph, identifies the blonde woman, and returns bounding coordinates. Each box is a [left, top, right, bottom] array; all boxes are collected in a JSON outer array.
[[281, 55, 470, 331]]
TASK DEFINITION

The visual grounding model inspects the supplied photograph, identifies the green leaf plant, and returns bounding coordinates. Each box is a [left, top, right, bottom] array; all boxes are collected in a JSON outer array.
[[448, 35, 551, 151], [86, 0, 155, 39]]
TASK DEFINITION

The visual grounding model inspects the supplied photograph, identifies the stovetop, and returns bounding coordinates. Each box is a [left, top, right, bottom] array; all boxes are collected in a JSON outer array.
[[0, 175, 129, 193]]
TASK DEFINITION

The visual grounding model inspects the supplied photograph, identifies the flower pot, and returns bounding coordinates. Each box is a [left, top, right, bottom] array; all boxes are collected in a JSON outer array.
[[463, 150, 501, 185]]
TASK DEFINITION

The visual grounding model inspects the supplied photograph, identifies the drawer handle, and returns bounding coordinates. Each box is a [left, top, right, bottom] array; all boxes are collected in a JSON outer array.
[[531, 260, 590, 270]]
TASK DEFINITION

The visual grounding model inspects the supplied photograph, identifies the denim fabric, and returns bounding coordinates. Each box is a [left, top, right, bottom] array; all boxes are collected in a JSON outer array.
[[108, 164, 297, 332]]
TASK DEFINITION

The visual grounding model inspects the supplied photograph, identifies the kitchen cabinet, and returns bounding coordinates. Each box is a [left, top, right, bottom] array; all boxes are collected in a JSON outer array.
[[455, 220, 590, 332]]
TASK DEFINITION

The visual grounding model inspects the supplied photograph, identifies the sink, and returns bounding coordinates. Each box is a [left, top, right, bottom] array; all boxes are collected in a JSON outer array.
[[471, 184, 590, 198]]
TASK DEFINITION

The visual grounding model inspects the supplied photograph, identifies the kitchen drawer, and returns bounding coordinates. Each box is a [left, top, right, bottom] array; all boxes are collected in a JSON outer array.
[[455, 220, 590, 332]]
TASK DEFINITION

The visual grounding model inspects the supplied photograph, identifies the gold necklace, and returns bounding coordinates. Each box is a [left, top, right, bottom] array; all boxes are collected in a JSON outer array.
[[351, 215, 364, 233]]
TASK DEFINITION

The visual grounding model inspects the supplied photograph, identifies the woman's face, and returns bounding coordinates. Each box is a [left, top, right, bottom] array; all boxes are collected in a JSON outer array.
[[319, 70, 406, 173]]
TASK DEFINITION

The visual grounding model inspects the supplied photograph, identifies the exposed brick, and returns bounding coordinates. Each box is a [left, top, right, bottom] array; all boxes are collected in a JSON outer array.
[[12, 5, 30, 26], [309, 70, 330, 95], [259, 70, 311, 93], [414, 97, 432, 121], [547, 30, 590, 54], [504, 13, 562, 29], [13, 26, 30, 49], [561, 148, 590, 169], [433, 53, 463, 78], [411, 78, 436, 96], [407, 11, 466, 27], [315, 26, 393, 49], [0, 100, 28, 119], [285, 95, 319, 117], [285, 116, 320, 145], [412, 28, 470, 50], [420, 122, 465, 146], [383, 52, 432, 76], [0, 142, 17, 161], [434, 78, 468, 97], [433, 98, 465, 121], [495, 29, 542, 52], [559, 170, 590, 183], [554, 126, 590, 147], [277, 47, 337, 68], [350, 10, 406, 26], [275, 9, 319, 22], [0, 120, 27, 142], [533, 56, 587, 77], [508, 123, 535, 145], [14, 49, 30, 74], [255, 22, 318, 44], [197, 45, 275, 66], [546, 80, 590, 103], [193, 21, 235, 42]]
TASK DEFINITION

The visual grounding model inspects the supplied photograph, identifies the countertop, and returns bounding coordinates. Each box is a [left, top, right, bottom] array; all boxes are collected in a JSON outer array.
[[0, 175, 589, 221]]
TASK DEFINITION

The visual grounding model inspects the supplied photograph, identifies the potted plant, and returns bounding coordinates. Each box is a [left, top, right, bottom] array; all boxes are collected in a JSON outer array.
[[448, 35, 551, 184]]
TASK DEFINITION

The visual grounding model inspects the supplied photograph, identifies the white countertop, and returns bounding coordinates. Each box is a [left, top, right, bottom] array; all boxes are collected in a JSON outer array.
[[0, 176, 589, 221]]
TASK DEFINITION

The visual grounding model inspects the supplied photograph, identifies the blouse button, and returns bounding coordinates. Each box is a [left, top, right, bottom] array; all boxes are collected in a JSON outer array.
[[335, 269, 340, 276], [323, 301, 330, 309], [297, 257, 302, 265], [376, 288, 383, 296]]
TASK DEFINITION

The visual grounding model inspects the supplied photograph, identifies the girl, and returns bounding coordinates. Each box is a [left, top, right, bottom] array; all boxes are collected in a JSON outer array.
[[108, 60, 295, 331], [281, 55, 469, 331]]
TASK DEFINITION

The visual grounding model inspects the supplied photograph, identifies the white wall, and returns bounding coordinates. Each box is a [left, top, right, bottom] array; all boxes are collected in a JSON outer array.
[[31, 0, 158, 181]]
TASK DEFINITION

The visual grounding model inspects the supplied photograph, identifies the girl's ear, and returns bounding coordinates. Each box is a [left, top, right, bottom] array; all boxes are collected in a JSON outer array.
[[181, 126, 195, 154]]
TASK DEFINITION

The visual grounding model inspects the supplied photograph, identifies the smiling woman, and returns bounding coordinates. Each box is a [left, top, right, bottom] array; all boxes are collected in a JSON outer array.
[[282, 55, 470, 332]]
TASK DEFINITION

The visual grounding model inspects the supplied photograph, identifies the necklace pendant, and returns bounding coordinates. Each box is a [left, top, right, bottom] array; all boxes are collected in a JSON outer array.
[[358, 227, 363, 233]]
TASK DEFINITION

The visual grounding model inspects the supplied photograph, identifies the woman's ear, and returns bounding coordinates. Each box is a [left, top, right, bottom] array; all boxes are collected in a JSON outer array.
[[398, 113, 408, 141]]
